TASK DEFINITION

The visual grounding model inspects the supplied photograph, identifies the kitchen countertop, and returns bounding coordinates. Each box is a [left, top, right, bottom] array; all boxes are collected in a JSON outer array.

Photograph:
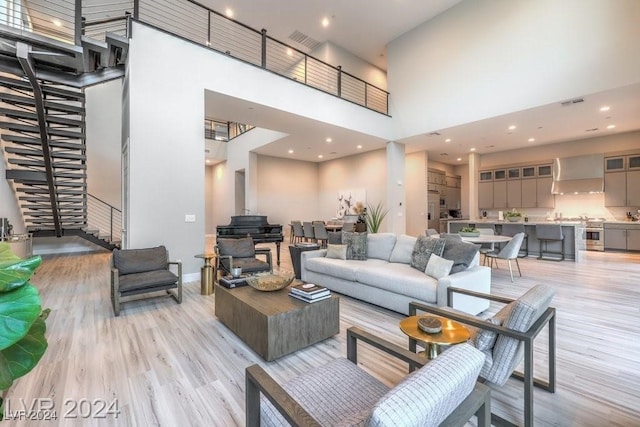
[[447, 219, 584, 226]]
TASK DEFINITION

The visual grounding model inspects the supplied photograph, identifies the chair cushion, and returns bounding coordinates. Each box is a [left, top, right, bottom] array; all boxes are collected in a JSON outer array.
[[366, 233, 397, 261], [441, 237, 480, 274], [261, 358, 389, 427], [118, 269, 178, 293], [221, 257, 270, 273], [113, 246, 167, 275], [389, 234, 417, 264], [342, 231, 368, 260], [410, 236, 446, 272], [472, 317, 502, 351], [217, 237, 255, 258], [366, 344, 484, 427]]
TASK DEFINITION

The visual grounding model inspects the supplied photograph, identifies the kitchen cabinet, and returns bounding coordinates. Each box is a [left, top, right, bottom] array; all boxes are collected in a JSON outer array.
[[507, 179, 521, 208], [605, 156, 625, 172], [478, 182, 493, 209], [604, 170, 640, 207], [521, 179, 537, 208], [536, 177, 555, 208], [493, 180, 507, 208], [605, 223, 640, 251], [628, 230, 640, 251], [477, 163, 554, 209]]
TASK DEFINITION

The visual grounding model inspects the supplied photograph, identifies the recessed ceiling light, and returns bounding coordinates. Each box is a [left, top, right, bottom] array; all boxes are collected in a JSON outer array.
[[470, 148, 476, 152], [225, 8, 234, 18], [288, 149, 294, 154], [325, 137, 332, 143], [52, 19, 62, 27], [508, 125, 517, 130], [205, 159, 211, 164], [445, 138, 451, 143], [528, 138, 536, 142], [357, 145, 363, 149], [286, 48, 293, 56], [322, 17, 330, 27], [600, 106, 610, 112], [205, 40, 211, 46], [607, 124, 616, 129], [456, 157, 462, 162], [318, 154, 324, 159]]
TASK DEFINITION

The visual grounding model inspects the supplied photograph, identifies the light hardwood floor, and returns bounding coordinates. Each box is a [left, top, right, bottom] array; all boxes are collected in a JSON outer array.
[[6, 244, 640, 426]]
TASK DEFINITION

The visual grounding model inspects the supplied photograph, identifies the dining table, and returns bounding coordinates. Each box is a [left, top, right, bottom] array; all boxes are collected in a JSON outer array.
[[459, 234, 513, 244]]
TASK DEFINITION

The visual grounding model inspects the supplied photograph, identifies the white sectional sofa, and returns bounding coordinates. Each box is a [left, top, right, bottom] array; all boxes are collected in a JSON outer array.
[[300, 233, 491, 315]]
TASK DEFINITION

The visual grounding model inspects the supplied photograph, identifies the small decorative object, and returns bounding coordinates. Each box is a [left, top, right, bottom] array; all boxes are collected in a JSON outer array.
[[505, 209, 523, 222], [418, 316, 442, 334], [246, 273, 294, 292], [231, 267, 242, 277], [459, 226, 480, 237]]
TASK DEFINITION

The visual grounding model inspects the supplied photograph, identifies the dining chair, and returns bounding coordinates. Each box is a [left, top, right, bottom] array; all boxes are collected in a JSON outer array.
[[291, 221, 304, 244], [501, 223, 528, 257], [302, 221, 315, 242], [478, 228, 496, 266], [313, 222, 329, 248], [485, 232, 525, 281]]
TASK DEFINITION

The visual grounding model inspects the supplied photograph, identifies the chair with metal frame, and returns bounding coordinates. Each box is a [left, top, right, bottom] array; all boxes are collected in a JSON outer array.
[[409, 284, 556, 427], [214, 237, 272, 279], [246, 326, 491, 427], [536, 224, 564, 261], [485, 232, 525, 282], [501, 223, 528, 257]]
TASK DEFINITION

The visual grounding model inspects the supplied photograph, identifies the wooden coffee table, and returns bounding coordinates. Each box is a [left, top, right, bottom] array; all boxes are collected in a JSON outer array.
[[214, 282, 340, 361], [400, 315, 470, 360]]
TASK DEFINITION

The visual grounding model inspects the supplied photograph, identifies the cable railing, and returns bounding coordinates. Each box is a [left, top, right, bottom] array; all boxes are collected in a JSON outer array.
[[0, 0, 389, 114], [87, 193, 121, 244], [204, 119, 255, 141]]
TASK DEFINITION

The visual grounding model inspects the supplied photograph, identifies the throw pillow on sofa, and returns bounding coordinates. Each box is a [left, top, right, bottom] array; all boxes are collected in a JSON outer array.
[[326, 244, 347, 260], [410, 236, 446, 272], [441, 235, 480, 274], [389, 234, 417, 264], [425, 254, 454, 279], [342, 231, 367, 260]]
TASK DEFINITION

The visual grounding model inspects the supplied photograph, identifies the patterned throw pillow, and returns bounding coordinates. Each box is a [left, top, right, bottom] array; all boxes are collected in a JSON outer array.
[[342, 231, 367, 260], [410, 236, 446, 272], [474, 317, 502, 351]]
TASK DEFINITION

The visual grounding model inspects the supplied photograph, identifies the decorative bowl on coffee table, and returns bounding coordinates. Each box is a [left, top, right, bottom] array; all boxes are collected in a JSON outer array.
[[246, 274, 295, 291]]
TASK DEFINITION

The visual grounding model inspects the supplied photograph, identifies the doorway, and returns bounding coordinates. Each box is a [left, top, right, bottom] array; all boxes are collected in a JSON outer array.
[[235, 169, 246, 215]]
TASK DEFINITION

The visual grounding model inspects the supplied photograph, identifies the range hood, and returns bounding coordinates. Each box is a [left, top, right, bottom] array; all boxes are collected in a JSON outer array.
[[551, 153, 604, 194]]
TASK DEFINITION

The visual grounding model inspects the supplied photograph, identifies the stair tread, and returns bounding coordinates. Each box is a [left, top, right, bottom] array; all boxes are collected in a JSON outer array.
[[1, 134, 86, 149], [0, 93, 85, 114], [0, 107, 84, 127], [0, 121, 85, 138], [0, 75, 85, 101]]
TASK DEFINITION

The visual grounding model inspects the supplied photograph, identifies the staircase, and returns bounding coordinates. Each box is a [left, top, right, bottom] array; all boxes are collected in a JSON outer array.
[[0, 26, 128, 250]]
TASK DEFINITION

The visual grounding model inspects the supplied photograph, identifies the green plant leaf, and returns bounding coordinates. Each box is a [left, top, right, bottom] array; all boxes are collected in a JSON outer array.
[[0, 284, 41, 351], [0, 243, 20, 263], [0, 256, 42, 293], [366, 201, 389, 233], [0, 310, 48, 390]]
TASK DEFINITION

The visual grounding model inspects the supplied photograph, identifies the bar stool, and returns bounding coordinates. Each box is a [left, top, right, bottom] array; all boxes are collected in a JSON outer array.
[[536, 224, 564, 261], [501, 223, 528, 257]]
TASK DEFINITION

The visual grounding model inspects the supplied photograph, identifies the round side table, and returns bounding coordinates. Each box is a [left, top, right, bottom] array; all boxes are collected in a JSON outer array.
[[400, 315, 470, 360], [195, 253, 216, 295]]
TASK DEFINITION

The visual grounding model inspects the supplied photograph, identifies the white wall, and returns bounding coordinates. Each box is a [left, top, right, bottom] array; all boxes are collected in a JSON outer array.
[[388, 0, 640, 139]]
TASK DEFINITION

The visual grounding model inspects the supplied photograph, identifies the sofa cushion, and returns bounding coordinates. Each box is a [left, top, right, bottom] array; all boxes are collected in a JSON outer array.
[[113, 246, 167, 275], [326, 244, 347, 260], [217, 237, 255, 258], [410, 236, 446, 272], [441, 237, 480, 274], [389, 234, 417, 264], [366, 233, 397, 261], [425, 254, 454, 279], [355, 262, 439, 303], [343, 231, 367, 260], [305, 257, 364, 282]]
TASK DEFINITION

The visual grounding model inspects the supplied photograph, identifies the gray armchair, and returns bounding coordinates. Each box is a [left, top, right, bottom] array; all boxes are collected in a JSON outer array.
[[215, 237, 272, 278], [110, 245, 182, 316], [246, 326, 491, 427], [409, 284, 556, 427]]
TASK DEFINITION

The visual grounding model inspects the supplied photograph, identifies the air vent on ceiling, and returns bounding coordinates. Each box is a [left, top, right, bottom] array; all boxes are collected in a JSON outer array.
[[427, 132, 441, 136], [585, 128, 599, 132], [560, 97, 584, 106], [288, 30, 321, 51]]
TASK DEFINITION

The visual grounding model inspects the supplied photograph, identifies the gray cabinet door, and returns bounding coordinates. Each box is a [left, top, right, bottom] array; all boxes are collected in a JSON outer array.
[[536, 177, 555, 208], [478, 182, 493, 209], [507, 179, 522, 208], [604, 172, 627, 206], [627, 229, 640, 251], [626, 170, 640, 206], [493, 180, 507, 208], [521, 179, 537, 208], [605, 228, 627, 250]]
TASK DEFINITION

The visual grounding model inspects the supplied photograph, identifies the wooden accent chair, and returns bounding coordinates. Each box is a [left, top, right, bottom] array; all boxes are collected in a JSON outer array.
[[246, 326, 491, 427], [214, 237, 272, 278], [110, 245, 182, 316], [409, 284, 556, 427]]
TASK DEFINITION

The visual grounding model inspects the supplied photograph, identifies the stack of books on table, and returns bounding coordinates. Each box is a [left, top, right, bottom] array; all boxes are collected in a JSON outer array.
[[288, 283, 331, 303], [219, 275, 249, 289]]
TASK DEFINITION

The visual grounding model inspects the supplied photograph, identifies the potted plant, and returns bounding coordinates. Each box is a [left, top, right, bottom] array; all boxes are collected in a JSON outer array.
[[0, 242, 49, 419], [366, 201, 389, 233], [353, 202, 367, 232], [505, 209, 523, 222], [459, 226, 480, 237]]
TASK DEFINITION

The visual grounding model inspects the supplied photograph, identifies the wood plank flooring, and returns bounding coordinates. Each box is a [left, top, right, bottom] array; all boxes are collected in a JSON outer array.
[[5, 243, 640, 426]]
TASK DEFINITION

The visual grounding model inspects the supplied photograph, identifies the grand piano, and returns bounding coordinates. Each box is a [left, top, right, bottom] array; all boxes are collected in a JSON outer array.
[[216, 215, 284, 266]]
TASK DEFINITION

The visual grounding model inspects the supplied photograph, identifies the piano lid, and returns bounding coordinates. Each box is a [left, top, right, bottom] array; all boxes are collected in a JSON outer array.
[[227, 215, 270, 226]]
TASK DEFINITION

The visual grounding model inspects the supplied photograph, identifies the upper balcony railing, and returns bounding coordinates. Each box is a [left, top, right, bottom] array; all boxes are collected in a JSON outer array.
[[0, 0, 389, 115]]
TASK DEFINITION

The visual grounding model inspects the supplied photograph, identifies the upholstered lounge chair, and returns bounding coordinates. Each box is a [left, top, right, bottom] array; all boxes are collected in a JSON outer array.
[[215, 237, 272, 278], [110, 245, 182, 316], [246, 326, 491, 427], [409, 284, 556, 427]]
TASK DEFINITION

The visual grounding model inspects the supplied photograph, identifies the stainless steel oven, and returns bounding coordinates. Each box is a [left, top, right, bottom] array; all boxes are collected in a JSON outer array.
[[584, 219, 605, 251]]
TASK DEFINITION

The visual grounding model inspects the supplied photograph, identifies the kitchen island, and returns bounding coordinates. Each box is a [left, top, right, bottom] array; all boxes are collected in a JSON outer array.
[[447, 220, 586, 262]]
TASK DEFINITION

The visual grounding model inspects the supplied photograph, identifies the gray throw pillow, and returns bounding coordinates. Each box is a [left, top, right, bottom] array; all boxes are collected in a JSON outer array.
[[410, 236, 446, 272], [328, 231, 342, 245], [342, 231, 367, 260], [441, 236, 480, 274]]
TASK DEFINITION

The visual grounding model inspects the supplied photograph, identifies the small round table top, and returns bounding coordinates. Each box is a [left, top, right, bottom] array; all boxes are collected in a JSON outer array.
[[195, 253, 216, 260], [400, 315, 470, 346]]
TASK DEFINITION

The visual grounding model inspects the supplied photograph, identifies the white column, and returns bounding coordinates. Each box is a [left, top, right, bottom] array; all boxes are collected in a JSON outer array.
[[386, 141, 406, 234], [468, 152, 480, 220]]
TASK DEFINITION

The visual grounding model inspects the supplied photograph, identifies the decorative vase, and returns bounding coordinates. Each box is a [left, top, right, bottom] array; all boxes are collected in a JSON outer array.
[[506, 216, 521, 222]]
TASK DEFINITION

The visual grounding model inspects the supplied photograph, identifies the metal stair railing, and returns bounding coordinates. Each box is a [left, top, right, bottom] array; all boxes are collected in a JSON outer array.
[[87, 193, 121, 244]]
